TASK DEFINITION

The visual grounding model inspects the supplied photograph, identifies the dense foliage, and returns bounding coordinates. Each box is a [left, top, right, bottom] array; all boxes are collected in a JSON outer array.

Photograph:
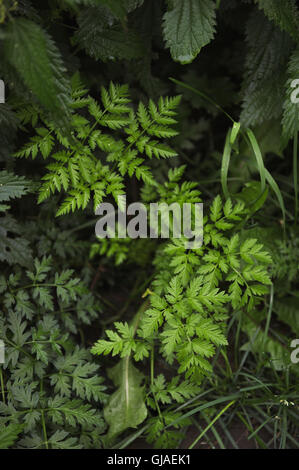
[[0, 0, 298, 449]]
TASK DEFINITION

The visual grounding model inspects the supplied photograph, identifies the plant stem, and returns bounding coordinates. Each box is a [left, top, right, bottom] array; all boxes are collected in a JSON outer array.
[[188, 400, 235, 449], [0, 368, 5, 403], [40, 379, 48, 449]]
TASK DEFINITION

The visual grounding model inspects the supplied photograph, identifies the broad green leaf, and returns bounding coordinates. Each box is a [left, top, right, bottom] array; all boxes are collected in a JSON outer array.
[[282, 47, 299, 145], [256, 0, 299, 40], [240, 11, 291, 127], [104, 357, 147, 439], [75, 8, 145, 61], [4, 18, 71, 118], [163, 0, 216, 64]]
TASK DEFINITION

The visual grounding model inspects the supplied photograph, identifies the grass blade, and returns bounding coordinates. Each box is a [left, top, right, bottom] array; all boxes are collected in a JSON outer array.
[[246, 129, 266, 193], [189, 401, 235, 449], [221, 129, 232, 199]]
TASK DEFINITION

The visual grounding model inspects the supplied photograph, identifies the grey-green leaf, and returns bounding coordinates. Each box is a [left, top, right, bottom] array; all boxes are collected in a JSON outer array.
[[163, 0, 216, 64], [4, 18, 71, 118], [104, 357, 147, 439]]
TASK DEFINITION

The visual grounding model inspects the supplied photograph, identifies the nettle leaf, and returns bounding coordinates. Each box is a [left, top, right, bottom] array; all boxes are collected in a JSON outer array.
[[4, 18, 71, 120], [75, 7, 145, 61], [163, 0, 216, 64], [256, 0, 299, 40], [240, 11, 292, 127], [282, 47, 299, 144], [104, 358, 147, 439]]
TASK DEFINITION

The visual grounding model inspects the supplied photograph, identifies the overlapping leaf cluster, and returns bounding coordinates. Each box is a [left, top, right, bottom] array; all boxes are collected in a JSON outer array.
[[0, 0, 298, 451], [15, 77, 180, 216], [91, 170, 273, 446], [0, 256, 107, 449]]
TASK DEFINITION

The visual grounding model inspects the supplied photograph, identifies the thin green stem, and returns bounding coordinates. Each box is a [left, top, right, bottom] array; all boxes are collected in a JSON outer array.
[[188, 401, 235, 449], [150, 345, 163, 422], [40, 380, 48, 449], [0, 368, 5, 403]]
